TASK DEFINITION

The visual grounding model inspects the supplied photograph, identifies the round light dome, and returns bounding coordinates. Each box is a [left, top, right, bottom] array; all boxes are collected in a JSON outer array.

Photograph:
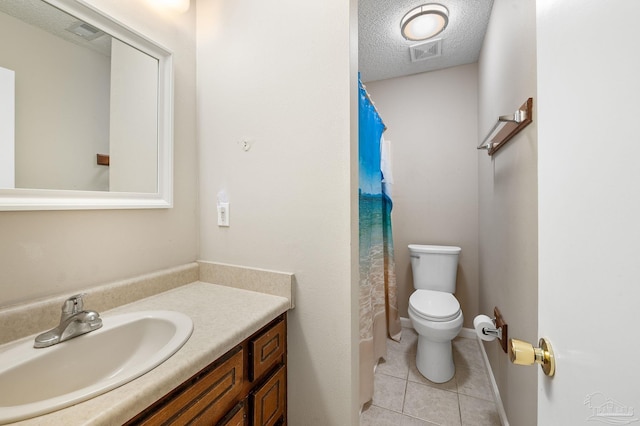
[[400, 4, 449, 41]]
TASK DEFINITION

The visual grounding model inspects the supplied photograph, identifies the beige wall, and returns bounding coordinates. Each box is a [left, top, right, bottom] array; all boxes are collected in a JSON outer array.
[[477, 0, 538, 425], [0, 10, 110, 191], [365, 64, 479, 328], [109, 38, 158, 193], [0, 1, 198, 307], [196, 0, 358, 424]]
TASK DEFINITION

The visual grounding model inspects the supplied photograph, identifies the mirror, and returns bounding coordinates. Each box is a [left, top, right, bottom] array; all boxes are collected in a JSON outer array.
[[0, 0, 173, 210]]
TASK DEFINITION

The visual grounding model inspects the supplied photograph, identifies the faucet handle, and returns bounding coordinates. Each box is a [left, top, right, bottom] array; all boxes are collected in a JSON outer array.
[[62, 293, 86, 314]]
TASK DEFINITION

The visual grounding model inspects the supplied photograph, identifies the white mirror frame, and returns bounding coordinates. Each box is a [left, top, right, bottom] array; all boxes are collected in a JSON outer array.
[[0, 0, 173, 211]]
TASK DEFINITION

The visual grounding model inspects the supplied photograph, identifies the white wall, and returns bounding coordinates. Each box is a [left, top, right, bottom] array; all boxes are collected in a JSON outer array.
[[0, 10, 110, 191], [364, 64, 479, 327], [0, 66, 15, 189], [477, 0, 538, 425], [196, 0, 358, 424], [0, 1, 198, 307]]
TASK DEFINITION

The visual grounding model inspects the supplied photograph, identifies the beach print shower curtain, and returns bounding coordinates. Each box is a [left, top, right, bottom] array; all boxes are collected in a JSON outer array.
[[359, 77, 402, 406]]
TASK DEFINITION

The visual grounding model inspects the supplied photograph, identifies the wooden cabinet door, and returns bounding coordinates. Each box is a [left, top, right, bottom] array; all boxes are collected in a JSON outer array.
[[250, 366, 286, 426], [126, 315, 287, 426], [131, 347, 244, 425]]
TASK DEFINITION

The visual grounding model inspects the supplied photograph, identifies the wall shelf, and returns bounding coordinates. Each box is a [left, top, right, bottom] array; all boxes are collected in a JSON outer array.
[[477, 98, 533, 156]]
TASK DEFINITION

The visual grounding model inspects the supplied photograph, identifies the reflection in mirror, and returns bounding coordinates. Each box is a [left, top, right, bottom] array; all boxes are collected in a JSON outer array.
[[0, 0, 173, 210]]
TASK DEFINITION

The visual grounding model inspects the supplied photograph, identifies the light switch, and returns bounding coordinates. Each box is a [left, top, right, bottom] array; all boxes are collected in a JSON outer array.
[[217, 202, 229, 227]]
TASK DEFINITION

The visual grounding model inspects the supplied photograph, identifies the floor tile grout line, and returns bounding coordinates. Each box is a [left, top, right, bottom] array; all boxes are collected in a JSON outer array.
[[377, 369, 461, 397], [401, 374, 408, 416], [457, 390, 463, 426], [363, 328, 500, 426]]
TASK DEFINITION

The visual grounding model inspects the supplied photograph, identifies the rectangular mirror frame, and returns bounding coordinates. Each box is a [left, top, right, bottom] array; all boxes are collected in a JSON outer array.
[[0, 0, 173, 211]]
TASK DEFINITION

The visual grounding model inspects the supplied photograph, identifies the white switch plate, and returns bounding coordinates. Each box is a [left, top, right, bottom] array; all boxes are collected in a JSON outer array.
[[217, 202, 229, 227]]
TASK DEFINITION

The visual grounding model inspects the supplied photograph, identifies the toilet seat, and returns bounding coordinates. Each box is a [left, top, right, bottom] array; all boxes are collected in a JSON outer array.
[[409, 290, 461, 322]]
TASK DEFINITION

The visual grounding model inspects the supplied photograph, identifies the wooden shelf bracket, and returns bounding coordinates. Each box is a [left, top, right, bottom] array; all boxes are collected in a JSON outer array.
[[96, 154, 110, 166]]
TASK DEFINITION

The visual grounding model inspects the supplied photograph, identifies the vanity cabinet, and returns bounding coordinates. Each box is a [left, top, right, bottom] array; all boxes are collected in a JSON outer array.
[[126, 314, 286, 426]]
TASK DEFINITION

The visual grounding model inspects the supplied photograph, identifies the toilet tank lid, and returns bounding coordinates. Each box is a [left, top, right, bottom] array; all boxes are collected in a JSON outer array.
[[408, 244, 461, 254]]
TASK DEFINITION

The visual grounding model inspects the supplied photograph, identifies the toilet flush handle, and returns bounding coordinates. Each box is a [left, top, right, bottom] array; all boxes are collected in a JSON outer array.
[[509, 338, 555, 377]]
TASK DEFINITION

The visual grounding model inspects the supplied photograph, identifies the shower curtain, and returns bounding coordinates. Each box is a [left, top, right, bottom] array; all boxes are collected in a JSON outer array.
[[358, 77, 402, 406]]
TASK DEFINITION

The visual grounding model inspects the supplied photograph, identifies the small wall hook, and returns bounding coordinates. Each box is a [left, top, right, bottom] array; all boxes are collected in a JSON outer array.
[[238, 139, 252, 151]]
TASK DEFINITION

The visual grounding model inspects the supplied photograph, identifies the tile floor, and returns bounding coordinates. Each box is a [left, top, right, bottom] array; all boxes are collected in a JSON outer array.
[[360, 327, 501, 426]]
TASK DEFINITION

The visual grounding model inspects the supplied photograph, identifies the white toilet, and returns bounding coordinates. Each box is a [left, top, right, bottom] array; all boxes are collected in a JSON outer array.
[[408, 244, 463, 383]]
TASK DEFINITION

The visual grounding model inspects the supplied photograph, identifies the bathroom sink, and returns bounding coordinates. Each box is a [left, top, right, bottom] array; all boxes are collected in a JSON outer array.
[[0, 310, 193, 424]]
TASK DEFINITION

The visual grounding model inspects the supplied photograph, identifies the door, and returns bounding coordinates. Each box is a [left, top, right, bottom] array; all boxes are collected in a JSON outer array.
[[537, 0, 640, 424]]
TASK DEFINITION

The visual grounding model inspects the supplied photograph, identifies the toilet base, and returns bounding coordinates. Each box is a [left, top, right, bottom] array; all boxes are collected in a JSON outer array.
[[415, 335, 455, 383]]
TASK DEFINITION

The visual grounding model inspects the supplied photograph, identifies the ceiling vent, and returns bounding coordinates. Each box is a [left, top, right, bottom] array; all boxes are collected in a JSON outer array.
[[409, 39, 442, 62], [66, 21, 105, 41]]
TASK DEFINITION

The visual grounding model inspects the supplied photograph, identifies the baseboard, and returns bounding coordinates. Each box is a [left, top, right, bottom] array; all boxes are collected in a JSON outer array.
[[400, 317, 509, 426], [400, 316, 412, 329], [459, 327, 476, 339], [477, 335, 510, 426]]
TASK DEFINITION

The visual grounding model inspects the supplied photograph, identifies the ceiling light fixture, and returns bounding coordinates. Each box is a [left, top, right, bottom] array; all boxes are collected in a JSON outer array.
[[400, 4, 449, 41]]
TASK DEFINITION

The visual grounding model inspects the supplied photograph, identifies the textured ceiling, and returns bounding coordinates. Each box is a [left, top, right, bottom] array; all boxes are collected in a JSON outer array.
[[359, 0, 494, 82], [4, 1, 492, 83], [0, 0, 112, 57]]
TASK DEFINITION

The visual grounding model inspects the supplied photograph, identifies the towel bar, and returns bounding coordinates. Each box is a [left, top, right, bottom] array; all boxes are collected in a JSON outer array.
[[477, 98, 533, 156]]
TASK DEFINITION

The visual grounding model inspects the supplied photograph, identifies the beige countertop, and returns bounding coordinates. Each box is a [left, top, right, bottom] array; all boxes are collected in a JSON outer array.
[[10, 281, 290, 425]]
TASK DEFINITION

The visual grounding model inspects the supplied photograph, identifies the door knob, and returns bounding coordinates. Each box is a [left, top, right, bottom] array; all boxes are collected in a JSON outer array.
[[509, 338, 555, 377]]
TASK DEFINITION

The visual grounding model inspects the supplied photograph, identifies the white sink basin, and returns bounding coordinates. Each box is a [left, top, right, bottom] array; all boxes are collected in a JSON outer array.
[[0, 310, 193, 424]]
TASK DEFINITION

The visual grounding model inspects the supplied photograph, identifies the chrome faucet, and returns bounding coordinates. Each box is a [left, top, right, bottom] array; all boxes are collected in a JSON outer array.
[[34, 294, 103, 348]]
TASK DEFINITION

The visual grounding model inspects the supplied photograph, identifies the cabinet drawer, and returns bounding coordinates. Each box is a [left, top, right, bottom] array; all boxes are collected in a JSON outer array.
[[249, 319, 285, 381], [138, 347, 244, 425], [250, 365, 286, 426], [126, 315, 287, 426], [218, 400, 247, 426]]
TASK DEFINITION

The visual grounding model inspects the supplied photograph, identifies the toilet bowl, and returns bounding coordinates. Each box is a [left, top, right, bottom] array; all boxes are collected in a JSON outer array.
[[408, 244, 463, 383], [408, 289, 463, 383]]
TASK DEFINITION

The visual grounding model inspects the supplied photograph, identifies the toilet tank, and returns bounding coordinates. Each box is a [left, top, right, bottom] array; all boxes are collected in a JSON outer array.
[[408, 244, 461, 293]]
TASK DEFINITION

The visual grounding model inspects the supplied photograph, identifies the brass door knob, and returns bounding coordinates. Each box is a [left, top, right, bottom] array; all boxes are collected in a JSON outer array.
[[509, 338, 555, 377]]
